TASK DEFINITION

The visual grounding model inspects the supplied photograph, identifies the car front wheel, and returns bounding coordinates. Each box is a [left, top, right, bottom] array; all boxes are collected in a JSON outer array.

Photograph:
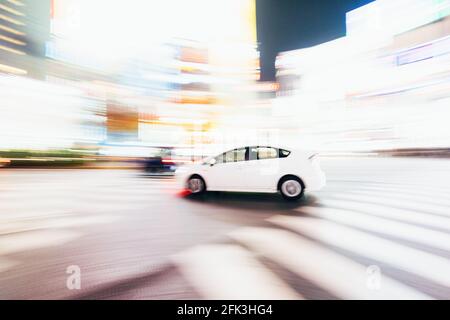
[[187, 175, 206, 195], [279, 176, 304, 201]]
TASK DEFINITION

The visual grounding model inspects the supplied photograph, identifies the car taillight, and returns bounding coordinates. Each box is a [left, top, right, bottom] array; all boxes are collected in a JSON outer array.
[[162, 158, 175, 165]]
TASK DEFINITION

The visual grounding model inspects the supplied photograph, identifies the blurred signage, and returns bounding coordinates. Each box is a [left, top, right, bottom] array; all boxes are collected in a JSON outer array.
[[179, 47, 209, 64], [106, 104, 139, 142]]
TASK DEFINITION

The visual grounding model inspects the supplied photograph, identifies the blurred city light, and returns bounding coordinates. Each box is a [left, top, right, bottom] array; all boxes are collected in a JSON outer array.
[[2, 0, 450, 302], [0, 0, 261, 166], [1, 0, 450, 159], [276, 0, 450, 154]]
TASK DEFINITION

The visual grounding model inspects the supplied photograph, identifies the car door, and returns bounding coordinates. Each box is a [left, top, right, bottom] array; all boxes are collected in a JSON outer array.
[[246, 146, 281, 191], [206, 148, 248, 191]]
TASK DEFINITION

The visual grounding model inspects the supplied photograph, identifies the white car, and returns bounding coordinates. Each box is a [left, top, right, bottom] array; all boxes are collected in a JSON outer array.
[[177, 146, 326, 201]]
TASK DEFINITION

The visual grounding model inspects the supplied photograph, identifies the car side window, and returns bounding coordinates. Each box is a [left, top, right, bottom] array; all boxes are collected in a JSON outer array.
[[225, 148, 246, 163], [248, 147, 258, 161], [279, 149, 291, 158], [257, 147, 278, 160], [234, 148, 247, 162], [214, 153, 225, 164], [225, 150, 235, 163], [216, 148, 247, 164]]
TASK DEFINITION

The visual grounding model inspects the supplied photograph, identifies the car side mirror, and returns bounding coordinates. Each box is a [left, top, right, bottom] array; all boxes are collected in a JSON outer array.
[[208, 158, 217, 166]]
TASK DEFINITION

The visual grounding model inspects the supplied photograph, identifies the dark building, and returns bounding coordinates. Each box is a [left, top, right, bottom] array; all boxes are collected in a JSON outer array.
[[0, 0, 50, 78]]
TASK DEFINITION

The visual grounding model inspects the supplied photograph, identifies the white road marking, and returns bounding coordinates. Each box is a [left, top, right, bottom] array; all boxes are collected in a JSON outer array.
[[297, 206, 450, 252], [324, 183, 450, 199], [321, 188, 450, 207], [0, 257, 17, 273], [269, 215, 450, 288], [173, 244, 303, 300], [324, 192, 450, 217], [230, 227, 431, 300], [319, 199, 450, 232], [0, 230, 81, 255], [0, 214, 121, 235]]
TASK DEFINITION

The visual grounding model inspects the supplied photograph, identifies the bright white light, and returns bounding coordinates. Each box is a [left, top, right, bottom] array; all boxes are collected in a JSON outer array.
[[0, 75, 86, 149], [52, 0, 257, 64]]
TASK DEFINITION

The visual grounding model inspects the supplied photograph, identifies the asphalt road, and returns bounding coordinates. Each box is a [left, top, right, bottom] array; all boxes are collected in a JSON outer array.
[[1, 157, 450, 299]]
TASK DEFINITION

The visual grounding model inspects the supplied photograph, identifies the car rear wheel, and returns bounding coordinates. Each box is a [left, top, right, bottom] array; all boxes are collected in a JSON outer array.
[[187, 175, 206, 195], [279, 176, 304, 201]]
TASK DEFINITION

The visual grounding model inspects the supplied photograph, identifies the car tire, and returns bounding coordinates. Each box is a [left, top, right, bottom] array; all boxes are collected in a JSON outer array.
[[187, 175, 206, 195], [279, 176, 305, 201]]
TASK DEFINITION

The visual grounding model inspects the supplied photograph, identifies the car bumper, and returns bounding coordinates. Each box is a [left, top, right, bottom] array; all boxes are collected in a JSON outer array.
[[306, 170, 326, 191], [175, 169, 190, 189]]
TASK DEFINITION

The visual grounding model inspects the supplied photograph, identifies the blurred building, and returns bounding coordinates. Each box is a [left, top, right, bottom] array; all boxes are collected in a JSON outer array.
[[0, 0, 50, 78], [274, 0, 450, 152], [0, 0, 28, 75]]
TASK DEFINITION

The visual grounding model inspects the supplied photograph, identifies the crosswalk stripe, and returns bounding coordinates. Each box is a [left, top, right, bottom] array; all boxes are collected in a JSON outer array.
[[0, 214, 121, 235], [325, 180, 450, 192], [0, 230, 81, 255], [230, 227, 431, 300], [297, 206, 450, 252], [321, 188, 450, 207], [322, 192, 450, 217], [0, 257, 17, 273], [173, 244, 303, 300], [319, 199, 450, 232], [269, 216, 450, 288], [324, 184, 450, 200]]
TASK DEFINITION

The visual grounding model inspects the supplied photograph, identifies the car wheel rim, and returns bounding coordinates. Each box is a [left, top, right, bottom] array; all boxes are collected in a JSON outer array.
[[281, 180, 302, 197], [188, 178, 203, 193]]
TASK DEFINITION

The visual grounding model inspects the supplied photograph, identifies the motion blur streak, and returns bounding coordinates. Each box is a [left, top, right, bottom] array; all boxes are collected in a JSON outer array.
[[1, 0, 450, 300]]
